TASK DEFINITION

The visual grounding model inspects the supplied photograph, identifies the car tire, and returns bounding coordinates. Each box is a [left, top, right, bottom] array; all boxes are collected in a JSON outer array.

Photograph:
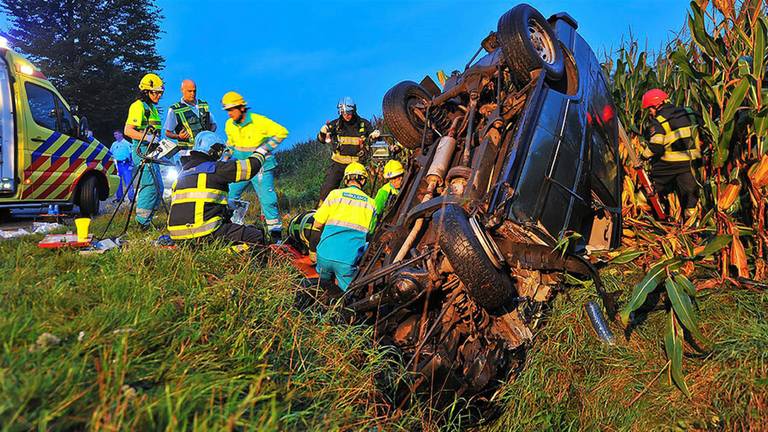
[[497, 4, 564, 83], [382, 81, 433, 149], [435, 204, 514, 310], [77, 175, 100, 217]]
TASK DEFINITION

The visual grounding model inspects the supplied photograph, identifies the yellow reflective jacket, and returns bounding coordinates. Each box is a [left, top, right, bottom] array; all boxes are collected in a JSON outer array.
[[310, 185, 377, 264]]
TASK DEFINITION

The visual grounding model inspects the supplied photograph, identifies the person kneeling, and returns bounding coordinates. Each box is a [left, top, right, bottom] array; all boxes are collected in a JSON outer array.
[[309, 162, 377, 295], [167, 132, 267, 248]]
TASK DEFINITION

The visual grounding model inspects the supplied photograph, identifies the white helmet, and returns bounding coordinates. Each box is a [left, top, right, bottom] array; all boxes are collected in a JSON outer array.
[[337, 96, 356, 115]]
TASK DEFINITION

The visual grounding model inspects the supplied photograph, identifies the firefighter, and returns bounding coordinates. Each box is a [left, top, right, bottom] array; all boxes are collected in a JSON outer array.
[[221, 91, 288, 242], [374, 159, 404, 216], [316, 97, 380, 203], [309, 162, 377, 292], [123, 73, 165, 229], [164, 79, 217, 165], [167, 132, 267, 247], [641, 89, 702, 221]]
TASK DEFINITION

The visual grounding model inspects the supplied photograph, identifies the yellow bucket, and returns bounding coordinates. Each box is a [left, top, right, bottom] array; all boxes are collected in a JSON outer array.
[[74, 218, 91, 242]]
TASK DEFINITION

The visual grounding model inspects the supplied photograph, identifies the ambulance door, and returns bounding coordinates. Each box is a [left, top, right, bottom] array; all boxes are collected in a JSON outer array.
[[0, 54, 15, 196]]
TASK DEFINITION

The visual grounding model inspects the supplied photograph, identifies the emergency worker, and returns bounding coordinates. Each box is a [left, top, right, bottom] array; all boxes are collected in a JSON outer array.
[[167, 132, 267, 248], [317, 97, 380, 203], [374, 159, 404, 216], [309, 162, 377, 292], [222, 91, 288, 242], [123, 73, 164, 229], [164, 79, 217, 165], [641, 89, 702, 220]]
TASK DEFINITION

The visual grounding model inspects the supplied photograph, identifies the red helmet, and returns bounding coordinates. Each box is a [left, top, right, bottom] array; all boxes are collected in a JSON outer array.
[[642, 89, 669, 109]]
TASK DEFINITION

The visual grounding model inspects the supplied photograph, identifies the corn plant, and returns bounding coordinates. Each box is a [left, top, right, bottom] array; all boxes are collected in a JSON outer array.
[[607, 0, 768, 394]]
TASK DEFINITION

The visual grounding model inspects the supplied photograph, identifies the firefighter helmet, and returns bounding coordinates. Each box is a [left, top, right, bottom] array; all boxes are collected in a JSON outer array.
[[337, 96, 356, 115], [642, 88, 669, 109], [383, 160, 404, 179], [222, 91, 247, 110], [138, 73, 164, 92], [193, 131, 225, 159]]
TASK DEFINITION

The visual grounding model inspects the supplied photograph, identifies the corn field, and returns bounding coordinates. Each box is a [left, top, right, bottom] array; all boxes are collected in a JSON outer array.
[[604, 0, 768, 394]]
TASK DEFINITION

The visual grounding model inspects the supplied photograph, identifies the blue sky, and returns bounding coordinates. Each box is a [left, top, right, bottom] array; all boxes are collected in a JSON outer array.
[[4, 1, 692, 148]]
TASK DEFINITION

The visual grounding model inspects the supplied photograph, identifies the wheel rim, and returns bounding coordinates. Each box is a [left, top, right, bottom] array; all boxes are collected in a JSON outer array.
[[527, 19, 556, 65]]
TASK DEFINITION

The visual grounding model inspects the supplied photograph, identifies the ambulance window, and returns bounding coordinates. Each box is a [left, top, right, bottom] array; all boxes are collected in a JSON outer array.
[[25, 82, 57, 131], [56, 99, 77, 136]]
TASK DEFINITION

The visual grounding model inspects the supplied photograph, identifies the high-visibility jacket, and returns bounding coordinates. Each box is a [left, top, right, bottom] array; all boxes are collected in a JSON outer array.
[[126, 100, 161, 147], [374, 181, 399, 216], [318, 115, 375, 165], [169, 99, 211, 150], [225, 112, 288, 171], [310, 185, 377, 265], [167, 152, 264, 240], [647, 104, 702, 164]]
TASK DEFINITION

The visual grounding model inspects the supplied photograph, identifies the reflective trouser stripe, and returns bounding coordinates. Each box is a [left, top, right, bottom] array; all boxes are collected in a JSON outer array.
[[168, 217, 223, 240]]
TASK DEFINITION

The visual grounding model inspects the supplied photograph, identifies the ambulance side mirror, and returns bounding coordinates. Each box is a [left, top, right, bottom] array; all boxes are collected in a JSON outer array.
[[78, 116, 90, 140]]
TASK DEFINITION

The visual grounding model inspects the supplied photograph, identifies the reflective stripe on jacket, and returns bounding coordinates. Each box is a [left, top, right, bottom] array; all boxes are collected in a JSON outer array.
[[648, 104, 701, 163], [167, 153, 264, 240], [320, 116, 374, 164], [170, 99, 211, 149], [312, 185, 377, 264]]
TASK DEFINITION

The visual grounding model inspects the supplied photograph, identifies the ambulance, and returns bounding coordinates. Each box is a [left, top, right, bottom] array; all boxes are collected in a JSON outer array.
[[0, 38, 119, 216]]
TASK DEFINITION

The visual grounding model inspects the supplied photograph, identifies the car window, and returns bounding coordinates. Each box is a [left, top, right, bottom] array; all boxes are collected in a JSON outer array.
[[25, 82, 57, 131], [55, 98, 77, 136]]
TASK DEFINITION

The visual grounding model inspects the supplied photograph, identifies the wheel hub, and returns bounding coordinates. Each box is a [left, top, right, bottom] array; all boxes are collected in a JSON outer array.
[[528, 20, 556, 65]]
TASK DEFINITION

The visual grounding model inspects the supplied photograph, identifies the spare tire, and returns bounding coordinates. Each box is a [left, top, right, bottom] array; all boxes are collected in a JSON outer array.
[[382, 81, 432, 149], [497, 4, 564, 83], [435, 204, 515, 310]]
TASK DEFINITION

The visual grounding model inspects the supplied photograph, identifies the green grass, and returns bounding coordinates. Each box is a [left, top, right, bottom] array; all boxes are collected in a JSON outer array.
[[0, 215, 424, 431], [1, 214, 765, 430]]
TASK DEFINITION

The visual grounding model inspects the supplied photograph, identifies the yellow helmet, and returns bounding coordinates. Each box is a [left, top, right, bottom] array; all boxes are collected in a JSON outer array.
[[138, 73, 164, 91], [344, 162, 368, 181], [222, 91, 247, 110], [383, 160, 405, 179]]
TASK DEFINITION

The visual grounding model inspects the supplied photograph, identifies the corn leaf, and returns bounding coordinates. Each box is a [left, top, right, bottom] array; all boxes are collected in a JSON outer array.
[[610, 249, 645, 264], [674, 273, 698, 297], [695, 235, 732, 258], [722, 79, 751, 125], [753, 17, 766, 81], [665, 277, 711, 347], [665, 312, 691, 396], [620, 258, 680, 325]]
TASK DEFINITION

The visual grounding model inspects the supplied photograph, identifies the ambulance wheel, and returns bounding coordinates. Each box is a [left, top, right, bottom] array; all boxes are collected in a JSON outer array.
[[497, 4, 564, 83], [77, 175, 100, 217]]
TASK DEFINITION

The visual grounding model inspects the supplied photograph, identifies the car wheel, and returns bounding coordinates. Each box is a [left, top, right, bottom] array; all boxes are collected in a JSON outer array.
[[497, 4, 564, 83], [382, 81, 433, 149], [435, 204, 515, 310], [77, 175, 100, 217]]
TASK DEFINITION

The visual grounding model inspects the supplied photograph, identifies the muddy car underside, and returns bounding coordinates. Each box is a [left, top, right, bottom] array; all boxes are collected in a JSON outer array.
[[340, 3, 624, 407]]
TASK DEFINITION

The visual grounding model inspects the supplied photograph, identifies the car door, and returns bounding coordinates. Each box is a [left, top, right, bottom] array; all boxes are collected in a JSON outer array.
[[0, 53, 15, 196]]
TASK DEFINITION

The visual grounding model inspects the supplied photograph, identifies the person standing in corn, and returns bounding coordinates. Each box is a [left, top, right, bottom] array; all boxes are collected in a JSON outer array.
[[640, 88, 702, 221], [123, 73, 165, 229], [309, 162, 377, 292], [374, 159, 405, 216], [316, 97, 380, 204], [167, 132, 267, 248], [222, 91, 288, 242]]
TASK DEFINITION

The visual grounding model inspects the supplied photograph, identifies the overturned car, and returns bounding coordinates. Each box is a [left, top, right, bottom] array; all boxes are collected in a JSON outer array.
[[346, 3, 623, 404]]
